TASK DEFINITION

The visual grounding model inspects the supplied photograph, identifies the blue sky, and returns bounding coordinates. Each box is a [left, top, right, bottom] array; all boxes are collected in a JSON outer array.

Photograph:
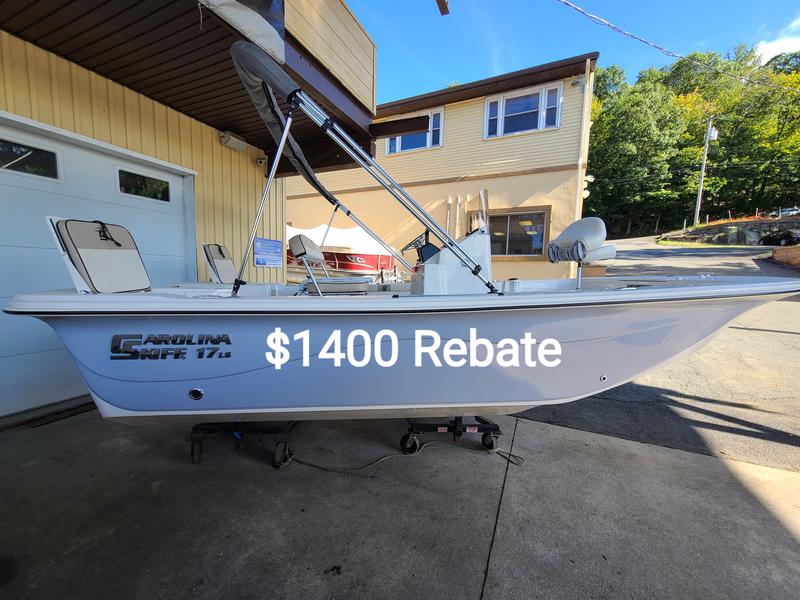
[[346, 0, 800, 104]]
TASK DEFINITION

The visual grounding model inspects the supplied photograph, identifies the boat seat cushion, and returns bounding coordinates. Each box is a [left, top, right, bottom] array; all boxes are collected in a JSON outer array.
[[203, 243, 236, 284], [583, 244, 616, 264], [547, 217, 616, 264], [55, 219, 151, 293], [289, 234, 325, 264], [304, 276, 371, 295]]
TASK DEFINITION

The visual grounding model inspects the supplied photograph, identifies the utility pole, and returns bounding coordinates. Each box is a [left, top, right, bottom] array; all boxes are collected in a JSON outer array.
[[693, 116, 718, 226]]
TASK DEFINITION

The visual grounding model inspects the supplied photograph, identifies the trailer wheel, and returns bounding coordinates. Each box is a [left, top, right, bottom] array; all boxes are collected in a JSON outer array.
[[190, 440, 203, 464], [481, 433, 497, 450], [273, 441, 294, 469], [400, 434, 420, 455]]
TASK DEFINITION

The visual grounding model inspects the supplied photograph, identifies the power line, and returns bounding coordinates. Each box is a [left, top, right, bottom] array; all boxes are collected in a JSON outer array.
[[553, 0, 800, 95]]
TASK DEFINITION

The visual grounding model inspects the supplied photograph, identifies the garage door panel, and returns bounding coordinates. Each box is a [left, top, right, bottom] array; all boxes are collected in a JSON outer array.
[[0, 185, 187, 254], [0, 205, 188, 288], [1, 122, 194, 416], [0, 310, 63, 358], [0, 246, 75, 297], [0, 349, 86, 416], [0, 170, 183, 216], [0, 240, 189, 296], [140, 254, 190, 287], [1, 125, 185, 209]]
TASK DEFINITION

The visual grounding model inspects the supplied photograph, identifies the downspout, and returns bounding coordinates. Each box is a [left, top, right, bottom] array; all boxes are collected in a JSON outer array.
[[570, 58, 593, 279], [573, 58, 593, 223]]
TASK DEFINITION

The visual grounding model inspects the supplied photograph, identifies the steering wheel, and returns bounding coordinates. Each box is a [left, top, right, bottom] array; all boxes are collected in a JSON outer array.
[[401, 230, 439, 263]]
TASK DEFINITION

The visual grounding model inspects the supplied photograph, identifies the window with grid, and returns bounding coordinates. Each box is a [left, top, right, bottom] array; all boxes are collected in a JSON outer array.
[[386, 110, 442, 154], [485, 85, 562, 138]]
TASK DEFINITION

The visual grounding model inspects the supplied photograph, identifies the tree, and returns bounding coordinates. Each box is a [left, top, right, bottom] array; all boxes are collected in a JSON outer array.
[[593, 65, 626, 101], [588, 45, 800, 235], [766, 51, 800, 75], [587, 81, 683, 236]]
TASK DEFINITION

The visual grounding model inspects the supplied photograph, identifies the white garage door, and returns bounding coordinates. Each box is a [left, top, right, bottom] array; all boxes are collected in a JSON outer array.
[[0, 120, 195, 416]]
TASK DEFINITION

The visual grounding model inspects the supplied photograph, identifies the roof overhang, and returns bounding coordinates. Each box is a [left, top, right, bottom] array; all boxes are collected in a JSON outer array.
[[0, 0, 374, 175], [378, 52, 599, 118]]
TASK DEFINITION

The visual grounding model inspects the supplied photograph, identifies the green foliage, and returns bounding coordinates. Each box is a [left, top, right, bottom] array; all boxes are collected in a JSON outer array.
[[593, 65, 627, 100], [766, 51, 800, 75], [587, 49, 800, 236]]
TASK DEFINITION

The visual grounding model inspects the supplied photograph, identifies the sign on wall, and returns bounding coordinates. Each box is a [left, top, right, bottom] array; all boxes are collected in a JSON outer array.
[[253, 237, 283, 268]]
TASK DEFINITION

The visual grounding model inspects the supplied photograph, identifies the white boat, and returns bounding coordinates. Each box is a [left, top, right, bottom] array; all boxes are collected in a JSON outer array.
[[4, 41, 799, 426]]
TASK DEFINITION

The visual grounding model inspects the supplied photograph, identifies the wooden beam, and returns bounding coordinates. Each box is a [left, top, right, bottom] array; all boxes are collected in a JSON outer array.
[[283, 33, 373, 134], [436, 0, 450, 16], [369, 115, 429, 139], [275, 135, 374, 177]]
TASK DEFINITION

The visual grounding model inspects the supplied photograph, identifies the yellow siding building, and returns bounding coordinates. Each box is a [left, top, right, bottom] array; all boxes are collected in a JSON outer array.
[[0, 0, 375, 415], [0, 0, 377, 284], [286, 53, 597, 280]]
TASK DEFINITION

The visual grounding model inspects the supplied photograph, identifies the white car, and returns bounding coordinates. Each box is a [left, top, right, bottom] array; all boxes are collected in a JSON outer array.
[[768, 207, 800, 218]]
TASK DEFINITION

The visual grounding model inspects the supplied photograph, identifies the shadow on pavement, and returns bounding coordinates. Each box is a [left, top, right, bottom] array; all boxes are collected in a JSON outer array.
[[1, 242, 799, 598], [518, 381, 800, 469]]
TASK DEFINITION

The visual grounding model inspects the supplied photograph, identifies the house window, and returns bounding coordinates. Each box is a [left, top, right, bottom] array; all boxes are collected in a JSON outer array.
[[504, 92, 540, 134], [485, 85, 562, 138], [488, 211, 547, 256], [118, 170, 170, 201], [545, 88, 559, 128], [386, 109, 443, 154], [0, 138, 58, 179]]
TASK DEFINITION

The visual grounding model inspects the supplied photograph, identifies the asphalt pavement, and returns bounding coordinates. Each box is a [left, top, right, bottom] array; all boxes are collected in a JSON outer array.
[[1, 237, 798, 599], [521, 237, 800, 471]]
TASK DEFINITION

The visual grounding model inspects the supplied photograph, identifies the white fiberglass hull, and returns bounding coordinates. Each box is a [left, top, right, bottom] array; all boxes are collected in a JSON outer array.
[[5, 276, 798, 424]]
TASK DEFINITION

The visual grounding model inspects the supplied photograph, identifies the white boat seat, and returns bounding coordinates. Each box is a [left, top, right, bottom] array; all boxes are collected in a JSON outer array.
[[289, 234, 326, 265], [203, 243, 237, 284], [303, 276, 371, 295], [546, 217, 615, 289], [546, 217, 616, 265], [50, 218, 151, 293], [289, 234, 370, 295]]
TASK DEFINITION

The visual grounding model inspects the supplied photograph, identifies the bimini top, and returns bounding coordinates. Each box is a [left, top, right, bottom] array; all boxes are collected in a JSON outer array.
[[229, 40, 498, 292], [229, 41, 339, 210]]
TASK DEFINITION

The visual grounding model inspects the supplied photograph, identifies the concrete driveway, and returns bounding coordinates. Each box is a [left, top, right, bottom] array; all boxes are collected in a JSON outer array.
[[1, 239, 798, 599]]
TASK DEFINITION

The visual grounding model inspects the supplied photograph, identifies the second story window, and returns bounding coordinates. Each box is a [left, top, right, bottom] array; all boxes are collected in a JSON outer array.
[[485, 84, 562, 138], [386, 109, 443, 154]]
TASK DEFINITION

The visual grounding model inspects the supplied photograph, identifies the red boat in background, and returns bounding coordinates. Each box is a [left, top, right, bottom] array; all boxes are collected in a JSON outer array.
[[286, 225, 399, 282]]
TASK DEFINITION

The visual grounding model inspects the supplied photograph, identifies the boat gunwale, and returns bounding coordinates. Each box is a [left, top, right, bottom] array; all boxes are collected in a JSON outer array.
[[4, 290, 796, 317]]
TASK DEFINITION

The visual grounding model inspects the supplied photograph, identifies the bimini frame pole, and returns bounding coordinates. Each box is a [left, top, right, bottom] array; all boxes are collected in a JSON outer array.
[[322, 200, 413, 272], [293, 91, 498, 293], [232, 103, 296, 296]]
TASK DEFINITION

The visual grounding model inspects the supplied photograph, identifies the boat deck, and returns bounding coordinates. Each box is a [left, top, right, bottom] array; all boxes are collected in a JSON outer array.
[[4, 275, 800, 316]]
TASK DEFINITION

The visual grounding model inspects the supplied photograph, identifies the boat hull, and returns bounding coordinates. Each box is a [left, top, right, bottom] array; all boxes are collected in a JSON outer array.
[[286, 249, 395, 283], [37, 295, 767, 423]]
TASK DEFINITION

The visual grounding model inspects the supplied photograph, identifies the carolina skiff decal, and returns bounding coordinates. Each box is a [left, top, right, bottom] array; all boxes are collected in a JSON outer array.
[[110, 334, 231, 360]]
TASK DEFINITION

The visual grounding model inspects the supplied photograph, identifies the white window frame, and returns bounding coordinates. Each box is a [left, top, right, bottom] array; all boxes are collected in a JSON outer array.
[[484, 82, 563, 139], [385, 108, 444, 155], [0, 134, 63, 183]]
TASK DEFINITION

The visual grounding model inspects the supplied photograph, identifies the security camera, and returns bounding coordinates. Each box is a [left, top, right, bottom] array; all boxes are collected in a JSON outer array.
[[256, 157, 267, 167]]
